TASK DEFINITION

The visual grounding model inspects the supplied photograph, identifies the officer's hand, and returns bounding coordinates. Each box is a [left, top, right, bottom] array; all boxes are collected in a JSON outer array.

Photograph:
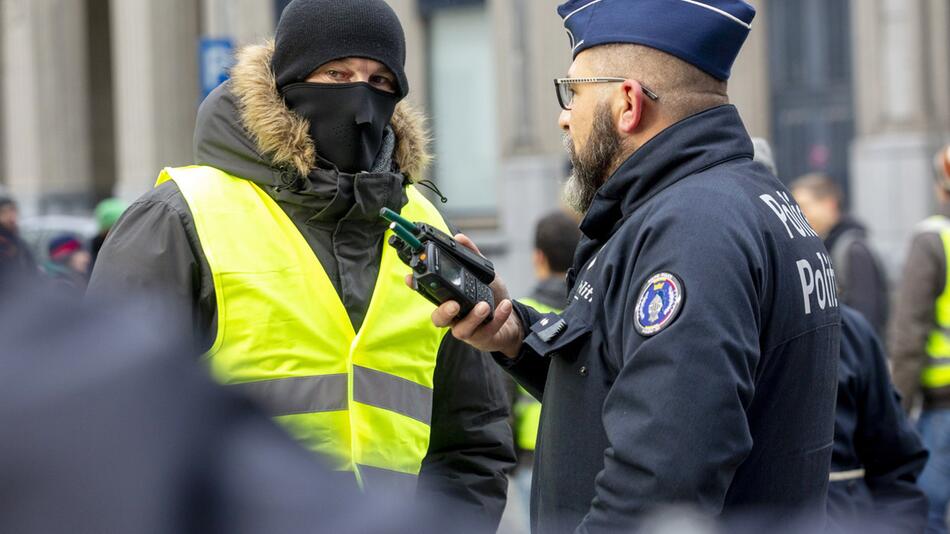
[[405, 234, 524, 358]]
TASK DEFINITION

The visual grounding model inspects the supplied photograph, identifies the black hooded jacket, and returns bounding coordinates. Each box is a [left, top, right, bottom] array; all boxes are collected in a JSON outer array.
[[87, 42, 514, 527]]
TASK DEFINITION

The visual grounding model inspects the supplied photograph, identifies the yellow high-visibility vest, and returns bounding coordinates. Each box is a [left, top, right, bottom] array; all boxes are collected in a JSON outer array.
[[157, 165, 449, 489], [922, 216, 950, 389], [512, 297, 560, 451]]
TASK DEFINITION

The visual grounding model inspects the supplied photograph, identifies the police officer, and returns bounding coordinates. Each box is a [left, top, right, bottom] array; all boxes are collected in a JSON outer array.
[[830, 306, 928, 532], [427, 1, 840, 531], [88, 0, 514, 527]]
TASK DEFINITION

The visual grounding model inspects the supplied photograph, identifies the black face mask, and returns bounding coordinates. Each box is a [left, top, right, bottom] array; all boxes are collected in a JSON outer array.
[[281, 82, 399, 174]]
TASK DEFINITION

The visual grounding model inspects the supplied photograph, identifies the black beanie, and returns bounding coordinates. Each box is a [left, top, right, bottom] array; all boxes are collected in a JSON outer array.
[[272, 0, 408, 98]]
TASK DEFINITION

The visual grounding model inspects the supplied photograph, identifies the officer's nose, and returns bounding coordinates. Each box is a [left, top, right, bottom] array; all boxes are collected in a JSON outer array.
[[558, 109, 571, 131]]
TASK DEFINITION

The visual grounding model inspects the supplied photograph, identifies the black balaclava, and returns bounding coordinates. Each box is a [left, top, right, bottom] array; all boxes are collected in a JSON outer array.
[[281, 82, 398, 174], [272, 0, 407, 174]]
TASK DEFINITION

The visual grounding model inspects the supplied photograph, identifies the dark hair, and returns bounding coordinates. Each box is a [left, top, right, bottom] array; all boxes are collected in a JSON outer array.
[[790, 173, 843, 204], [534, 211, 581, 274]]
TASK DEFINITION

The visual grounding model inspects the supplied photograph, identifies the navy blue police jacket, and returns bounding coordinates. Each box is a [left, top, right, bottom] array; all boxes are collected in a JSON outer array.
[[828, 306, 928, 532], [498, 105, 841, 533]]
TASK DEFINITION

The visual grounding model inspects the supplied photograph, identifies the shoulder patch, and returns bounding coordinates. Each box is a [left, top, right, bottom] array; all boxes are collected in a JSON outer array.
[[634, 272, 685, 336]]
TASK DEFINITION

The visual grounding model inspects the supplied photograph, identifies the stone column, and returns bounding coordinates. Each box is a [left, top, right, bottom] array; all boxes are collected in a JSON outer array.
[[1, 0, 92, 215], [729, 0, 770, 140], [386, 0, 428, 110], [110, 0, 199, 202], [202, 0, 274, 46], [484, 0, 570, 296], [849, 0, 950, 275]]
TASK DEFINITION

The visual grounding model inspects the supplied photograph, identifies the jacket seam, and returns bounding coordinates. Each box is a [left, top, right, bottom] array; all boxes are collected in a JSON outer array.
[[762, 320, 840, 356]]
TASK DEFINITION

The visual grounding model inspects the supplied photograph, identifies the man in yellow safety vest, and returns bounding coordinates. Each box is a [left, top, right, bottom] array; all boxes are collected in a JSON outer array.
[[890, 143, 950, 533], [87, 0, 515, 528]]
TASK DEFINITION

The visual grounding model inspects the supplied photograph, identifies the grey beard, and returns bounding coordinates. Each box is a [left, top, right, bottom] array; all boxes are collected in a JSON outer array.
[[563, 168, 596, 216], [561, 102, 623, 215]]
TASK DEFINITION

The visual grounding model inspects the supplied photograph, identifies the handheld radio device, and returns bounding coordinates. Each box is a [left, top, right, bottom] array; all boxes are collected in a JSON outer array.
[[381, 208, 495, 321]]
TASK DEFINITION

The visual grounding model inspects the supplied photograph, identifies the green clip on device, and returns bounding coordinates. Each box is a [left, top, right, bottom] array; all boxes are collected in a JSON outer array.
[[381, 208, 496, 321]]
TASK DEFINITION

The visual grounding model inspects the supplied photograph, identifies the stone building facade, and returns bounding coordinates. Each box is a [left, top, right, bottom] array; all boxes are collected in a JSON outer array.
[[1, 0, 947, 292]]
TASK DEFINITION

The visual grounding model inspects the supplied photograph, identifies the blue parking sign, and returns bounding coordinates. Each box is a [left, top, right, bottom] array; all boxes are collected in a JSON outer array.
[[199, 38, 234, 100]]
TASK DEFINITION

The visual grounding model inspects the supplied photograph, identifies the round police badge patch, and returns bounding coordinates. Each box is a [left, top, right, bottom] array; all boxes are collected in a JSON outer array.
[[634, 272, 685, 336]]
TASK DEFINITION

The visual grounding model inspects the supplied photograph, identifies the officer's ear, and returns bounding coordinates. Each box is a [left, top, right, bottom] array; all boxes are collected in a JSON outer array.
[[616, 80, 645, 135]]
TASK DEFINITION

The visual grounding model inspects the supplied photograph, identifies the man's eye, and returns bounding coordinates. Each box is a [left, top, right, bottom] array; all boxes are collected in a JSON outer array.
[[371, 76, 396, 91]]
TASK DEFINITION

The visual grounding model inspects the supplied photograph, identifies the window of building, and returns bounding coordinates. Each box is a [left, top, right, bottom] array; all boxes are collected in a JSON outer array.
[[426, 2, 498, 222], [768, 0, 855, 203]]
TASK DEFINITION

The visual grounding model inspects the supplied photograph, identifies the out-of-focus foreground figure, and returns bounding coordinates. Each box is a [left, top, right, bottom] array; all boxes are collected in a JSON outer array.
[[0, 280, 465, 534]]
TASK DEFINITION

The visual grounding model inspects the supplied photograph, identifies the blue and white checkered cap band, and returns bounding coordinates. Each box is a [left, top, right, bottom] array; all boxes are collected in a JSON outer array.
[[557, 0, 756, 80]]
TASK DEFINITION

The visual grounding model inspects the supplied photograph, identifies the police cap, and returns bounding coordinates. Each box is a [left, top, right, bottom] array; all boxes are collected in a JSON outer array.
[[557, 0, 756, 81]]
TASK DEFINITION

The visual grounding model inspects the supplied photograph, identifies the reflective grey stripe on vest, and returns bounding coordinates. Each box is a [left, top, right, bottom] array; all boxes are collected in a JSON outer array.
[[225, 368, 433, 423], [926, 355, 950, 366], [226, 374, 348, 416], [353, 364, 433, 425], [357, 463, 418, 493], [927, 329, 950, 362], [916, 216, 950, 233]]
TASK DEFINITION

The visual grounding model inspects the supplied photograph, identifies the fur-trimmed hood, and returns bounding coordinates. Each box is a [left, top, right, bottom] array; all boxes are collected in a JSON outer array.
[[194, 40, 431, 183]]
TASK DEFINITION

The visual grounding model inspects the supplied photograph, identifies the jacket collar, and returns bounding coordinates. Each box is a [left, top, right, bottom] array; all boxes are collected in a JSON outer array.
[[579, 105, 754, 241]]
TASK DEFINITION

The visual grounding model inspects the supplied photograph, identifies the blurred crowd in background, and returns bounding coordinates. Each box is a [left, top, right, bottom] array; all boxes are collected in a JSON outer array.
[[1, 0, 948, 296]]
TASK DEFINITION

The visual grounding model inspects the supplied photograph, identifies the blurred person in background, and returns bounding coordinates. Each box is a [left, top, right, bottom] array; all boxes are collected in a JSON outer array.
[[0, 193, 18, 233], [891, 143, 950, 534], [42, 234, 91, 292], [91, 197, 127, 264], [87, 0, 514, 528], [829, 306, 928, 533], [519, 211, 582, 316], [750, 137, 777, 176], [0, 193, 38, 284], [791, 173, 889, 338]]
